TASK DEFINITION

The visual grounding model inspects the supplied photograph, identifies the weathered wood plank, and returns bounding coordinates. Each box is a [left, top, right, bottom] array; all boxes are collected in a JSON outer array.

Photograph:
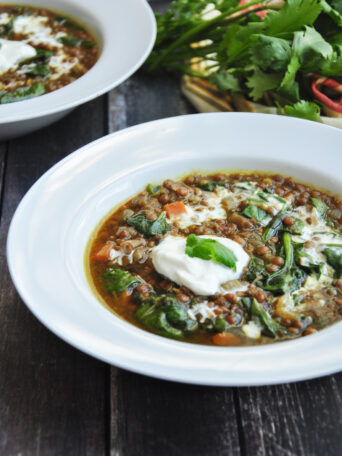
[[0, 98, 109, 456], [237, 373, 342, 456], [112, 370, 240, 456]]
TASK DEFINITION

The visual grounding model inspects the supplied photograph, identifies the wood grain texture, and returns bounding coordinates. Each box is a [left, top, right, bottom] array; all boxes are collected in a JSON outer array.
[[111, 370, 240, 456], [0, 98, 109, 456], [237, 374, 342, 456]]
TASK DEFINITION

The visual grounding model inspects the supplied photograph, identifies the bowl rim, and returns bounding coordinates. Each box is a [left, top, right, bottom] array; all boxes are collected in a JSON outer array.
[[7, 112, 342, 386], [0, 0, 156, 123]]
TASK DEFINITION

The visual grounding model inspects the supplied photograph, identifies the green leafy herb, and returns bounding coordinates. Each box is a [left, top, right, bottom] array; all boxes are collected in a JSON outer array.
[[135, 293, 198, 339], [262, 232, 305, 294], [262, 211, 285, 241], [126, 211, 171, 236], [20, 64, 50, 77], [245, 257, 264, 282], [0, 17, 14, 38], [250, 35, 292, 72], [185, 234, 237, 270], [28, 48, 54, 63], [0, 83, 46, 104], [198, 181, 228, 191], [58, 35, 80, 46], [58, 35, 96, 48], [103, 269, 141, 293], [55, 16, 83, 30], [284, 217, 305, 235], [80, 40, 96, 48], [324, 247, 342, 277], [242, 205, 267, 222], [311, 197, 329, 217], [241, 297, 284, 337], [213, 316, 228, 332], [146, 183, 162, 195], [246, 66, 283, 101], [148, 0, 342, 121], [284, 101, 321, 121]]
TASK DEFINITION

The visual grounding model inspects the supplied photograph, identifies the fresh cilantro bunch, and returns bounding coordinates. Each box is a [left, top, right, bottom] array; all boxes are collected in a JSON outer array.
[[148, 0, 342, 121]]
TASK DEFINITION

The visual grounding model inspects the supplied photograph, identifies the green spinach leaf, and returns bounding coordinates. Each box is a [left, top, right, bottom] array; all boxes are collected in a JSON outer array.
[[126, 211, 171, 237], [103, 269, 141, 293], [262, 211, 285, 241], [324, 247, 342, 277], [135, 293, 198, 339], [242, 205, 267, 222]]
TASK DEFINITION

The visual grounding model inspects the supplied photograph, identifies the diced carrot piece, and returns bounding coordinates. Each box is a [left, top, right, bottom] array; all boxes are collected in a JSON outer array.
[[212, 332, 242, 346], [163, 201, 187, 218], [91, 241, 115, 262]]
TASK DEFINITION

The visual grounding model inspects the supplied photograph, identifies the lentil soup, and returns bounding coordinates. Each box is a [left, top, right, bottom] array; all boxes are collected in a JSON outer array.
[[88, 172, 342, 346], [0, 4, 99, 103]]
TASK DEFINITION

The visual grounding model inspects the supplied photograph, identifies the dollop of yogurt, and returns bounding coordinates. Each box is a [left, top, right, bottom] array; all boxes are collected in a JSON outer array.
[[0, 38, 36, 75], [151, 235, 250, 296]]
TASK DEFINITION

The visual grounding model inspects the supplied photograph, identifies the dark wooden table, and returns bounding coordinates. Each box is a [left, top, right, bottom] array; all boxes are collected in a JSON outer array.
[[1, 2, 342, 455]]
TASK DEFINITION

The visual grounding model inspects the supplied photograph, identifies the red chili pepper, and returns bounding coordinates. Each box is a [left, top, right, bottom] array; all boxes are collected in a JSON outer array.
[[311, 76, 342, 114]]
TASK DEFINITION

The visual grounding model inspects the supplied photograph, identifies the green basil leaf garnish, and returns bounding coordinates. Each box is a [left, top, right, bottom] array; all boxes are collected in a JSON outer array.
[[185, 234, 237, 271]]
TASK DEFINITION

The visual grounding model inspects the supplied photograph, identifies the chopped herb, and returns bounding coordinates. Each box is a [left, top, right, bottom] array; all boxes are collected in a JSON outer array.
[[0, 83, 46, 104], [213, 316, 228, 332], [257, 192, 269, 201], [21, 64, 50, 77], [324, 247, 342, 278], [245, 257, 264, 282], [273, 195, 287, 204], [146, 183, 162, 195], [135, 293, 198, 339], [27, 48, 54, 63], [198, 181, 228, 191], [57, 35, 96, 48], [284, 217, 304, 235], [241, 298, 284, 337], [55, 16, 83, 30], [185, 234, 237, 270], [103, 269, 141, 293], [126, 211, 171, 236], [81, 40, 96, 48], [0, 17, 14, 38], [242, 205, 267, 222], [262, 211, 285, 241], [58, 35, 80, 46], [262, 232, 305, 294], [311, 197, 329, 217]]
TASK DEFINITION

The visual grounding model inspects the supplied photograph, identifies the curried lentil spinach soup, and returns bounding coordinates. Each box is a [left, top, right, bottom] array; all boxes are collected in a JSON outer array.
[[0, 4, 98, 103], [88, 172, 342, 346]]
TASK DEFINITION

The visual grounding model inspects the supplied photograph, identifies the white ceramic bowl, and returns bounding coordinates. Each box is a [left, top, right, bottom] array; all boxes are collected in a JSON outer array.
[[7, 113, 342, 386], [0, 0, 156, 139]]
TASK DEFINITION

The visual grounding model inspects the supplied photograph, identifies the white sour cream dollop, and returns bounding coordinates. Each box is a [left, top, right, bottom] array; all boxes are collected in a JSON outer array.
[[0, 38, 36, 75], [151, 235, 250, 296]]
